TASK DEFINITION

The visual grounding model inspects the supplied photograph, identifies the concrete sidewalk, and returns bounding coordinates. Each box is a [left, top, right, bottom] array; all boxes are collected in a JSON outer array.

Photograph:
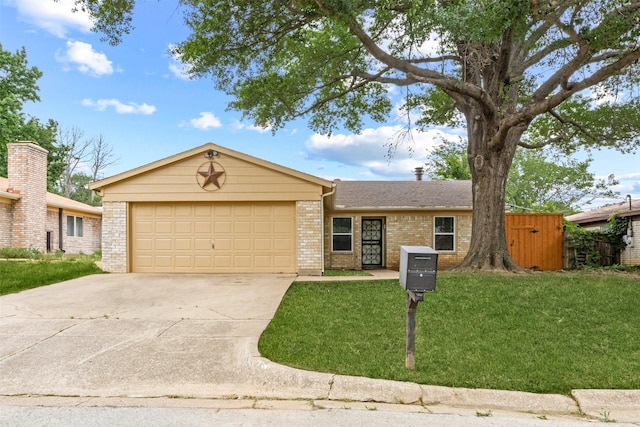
[[0, 272, 638, 423]]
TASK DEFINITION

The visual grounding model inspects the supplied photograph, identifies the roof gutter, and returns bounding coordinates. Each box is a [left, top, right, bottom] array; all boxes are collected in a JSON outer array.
[[0, 191, 21, 201]]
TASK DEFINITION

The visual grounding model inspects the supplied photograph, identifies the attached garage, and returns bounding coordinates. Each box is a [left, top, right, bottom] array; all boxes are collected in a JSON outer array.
[[131, 202, 296, 273], [90, 143, 333, 275]]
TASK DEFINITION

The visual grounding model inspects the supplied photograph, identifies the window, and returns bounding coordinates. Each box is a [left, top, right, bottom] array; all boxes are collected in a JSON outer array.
[[434, 216, 455, 251], [332, 217, 352, 251], [67, 216, 83, 237]]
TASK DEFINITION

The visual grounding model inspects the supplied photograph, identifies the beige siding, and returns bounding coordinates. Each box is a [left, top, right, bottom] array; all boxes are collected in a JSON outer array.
[[325, 210, 472, 271], [101, 153, 324, 202]]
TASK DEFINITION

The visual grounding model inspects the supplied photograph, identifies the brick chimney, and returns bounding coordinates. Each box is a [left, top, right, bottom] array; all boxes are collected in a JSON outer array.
[[7, 141, 48, 251]]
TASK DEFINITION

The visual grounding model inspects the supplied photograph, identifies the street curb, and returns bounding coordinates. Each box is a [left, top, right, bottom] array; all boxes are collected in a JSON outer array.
[[571, 389, 640, 423]]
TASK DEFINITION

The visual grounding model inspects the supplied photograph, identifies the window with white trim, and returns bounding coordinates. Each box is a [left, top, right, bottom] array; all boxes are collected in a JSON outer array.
[[332, 217, 353, 252], [434, 216, 455, 251], [67, 215, 83, 237]]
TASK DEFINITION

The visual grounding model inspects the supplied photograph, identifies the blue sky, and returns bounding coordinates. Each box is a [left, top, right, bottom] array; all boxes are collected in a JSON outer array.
[[1, 0, 639, 210]]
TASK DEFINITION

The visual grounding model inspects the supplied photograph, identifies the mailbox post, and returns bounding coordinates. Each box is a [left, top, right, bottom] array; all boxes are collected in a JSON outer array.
[[399, 246, 438, 370]]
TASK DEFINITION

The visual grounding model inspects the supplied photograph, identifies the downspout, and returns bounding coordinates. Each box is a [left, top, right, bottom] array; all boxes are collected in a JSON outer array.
[[58, 208, 64, 252], [320, 183, 337, 275]]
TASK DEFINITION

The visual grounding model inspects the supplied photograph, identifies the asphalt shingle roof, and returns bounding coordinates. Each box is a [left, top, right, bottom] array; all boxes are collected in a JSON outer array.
[[565, 198, 640, 224], [333, 180, 473, 209]]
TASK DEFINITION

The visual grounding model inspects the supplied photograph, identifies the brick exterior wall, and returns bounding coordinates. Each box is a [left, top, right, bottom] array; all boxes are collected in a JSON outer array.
[[7, 143, 48, 251], [621, 218, 640, 265], [0, 201, 14, 247], [102, 201, 128, 272], [296, 200, 323, 275], [62, 215, 102, 254], [45, 209, 59, 251], [325, 211, 472, 271]]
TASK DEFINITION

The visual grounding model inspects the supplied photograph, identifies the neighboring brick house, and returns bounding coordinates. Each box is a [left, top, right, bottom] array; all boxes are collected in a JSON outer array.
[[90, 142, 472, 275], [566, 198, 640, 266], [0, 142, 102, 255]]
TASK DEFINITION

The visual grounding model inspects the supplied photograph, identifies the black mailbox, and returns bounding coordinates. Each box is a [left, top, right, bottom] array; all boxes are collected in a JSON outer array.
[[399, 246, 438, 292]]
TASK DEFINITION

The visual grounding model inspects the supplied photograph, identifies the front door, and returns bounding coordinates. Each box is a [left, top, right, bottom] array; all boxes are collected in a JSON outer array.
[[362, 218, 383, 268]]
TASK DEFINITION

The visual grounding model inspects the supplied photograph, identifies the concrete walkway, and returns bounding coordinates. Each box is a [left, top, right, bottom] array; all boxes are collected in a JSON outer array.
[[0, 272, 638, 423]]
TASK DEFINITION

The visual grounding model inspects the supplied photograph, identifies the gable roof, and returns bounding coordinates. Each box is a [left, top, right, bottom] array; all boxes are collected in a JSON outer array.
[[332, 180, 473, 210], [566, 199, 640, 224], [90, 142, 333, 191], [0, 176, 102, 216]]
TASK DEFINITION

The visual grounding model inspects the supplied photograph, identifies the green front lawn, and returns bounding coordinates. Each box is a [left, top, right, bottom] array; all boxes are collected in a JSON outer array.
[[0, 254, 105, 296], [259, 272, 640, 395]]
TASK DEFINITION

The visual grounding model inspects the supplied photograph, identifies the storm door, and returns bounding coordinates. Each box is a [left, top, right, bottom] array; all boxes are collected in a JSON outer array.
[[361, 218, 383, 268]]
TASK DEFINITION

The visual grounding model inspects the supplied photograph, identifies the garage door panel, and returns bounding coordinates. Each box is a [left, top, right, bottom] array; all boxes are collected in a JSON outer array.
[[254, 256, 271, 267], [136, 221, 153, 234], [155, 206, 173, 217], [255, 239, 271, 250], [255, 221, 272, 233], [233, 205, 252, 216], [155, 222, 172, 233], [234, 222, 251, 233], [235, 239, 251, 250], [175, 221, 192, 233], [194, 256, 212, 267], [135, 238, 153, 250], [234, 256, 252, 268], [274, 221, 292, 233], [195, 222, 211, 233], [155, 255, 173, 268], [132, 202, 296, 273], [214, 255, 232, 267], [175, 239, 192, 250], [275, 256, 293, 268], [274, 238, 292, 250], [214, 222, 231, 233], [174, 256, 193, 267], [156, 239, 172, 250], [194, 238, 211, 250], [214, 238, 231, 250], [135, 255, 153, 267]]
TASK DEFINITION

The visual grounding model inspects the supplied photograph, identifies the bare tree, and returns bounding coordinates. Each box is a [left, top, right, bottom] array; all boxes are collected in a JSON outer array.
[[88, 134, 118, 202], [57, 126, 91, 198]]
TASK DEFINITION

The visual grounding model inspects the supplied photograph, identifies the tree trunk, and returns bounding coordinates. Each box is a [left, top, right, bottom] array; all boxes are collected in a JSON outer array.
[[455, 114, 524, 272]]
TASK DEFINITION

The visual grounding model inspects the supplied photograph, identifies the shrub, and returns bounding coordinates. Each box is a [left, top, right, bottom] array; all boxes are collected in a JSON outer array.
[[0, 247, 43, 259]]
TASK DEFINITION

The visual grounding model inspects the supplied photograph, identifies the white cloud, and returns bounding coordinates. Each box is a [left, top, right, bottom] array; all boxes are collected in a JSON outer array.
[[305, 126, 455, 179], [56, 41, 114, 76], [180, 112, 222, 129], [232, 120, 272, 133], [82, 99, 156, 115], [167, 44, 193, 80], [11, 0, 93, 38]]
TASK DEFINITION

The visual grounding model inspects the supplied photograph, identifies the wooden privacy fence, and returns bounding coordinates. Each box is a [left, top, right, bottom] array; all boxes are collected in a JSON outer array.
[[505, 213, 564, 271], [564, 236, 619, 268]]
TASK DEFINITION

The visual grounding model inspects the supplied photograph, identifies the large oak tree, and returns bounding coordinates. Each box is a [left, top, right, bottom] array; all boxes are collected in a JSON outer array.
[[72, 0, 640, 270]]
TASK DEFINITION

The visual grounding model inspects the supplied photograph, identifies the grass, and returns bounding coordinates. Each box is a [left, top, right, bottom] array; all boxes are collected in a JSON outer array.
[[258, 271, 640, 395], [0, 253, 105, 296], [323, 269, 372, 277]]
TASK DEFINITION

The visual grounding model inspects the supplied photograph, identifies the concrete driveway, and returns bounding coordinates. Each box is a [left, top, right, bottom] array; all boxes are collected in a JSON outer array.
[[2, 273, 639, 423], [0, 273, 335, 399]]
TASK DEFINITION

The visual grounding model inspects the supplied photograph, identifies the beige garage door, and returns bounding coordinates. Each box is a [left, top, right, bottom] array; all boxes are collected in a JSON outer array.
[[131, 202, 296, 273]]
